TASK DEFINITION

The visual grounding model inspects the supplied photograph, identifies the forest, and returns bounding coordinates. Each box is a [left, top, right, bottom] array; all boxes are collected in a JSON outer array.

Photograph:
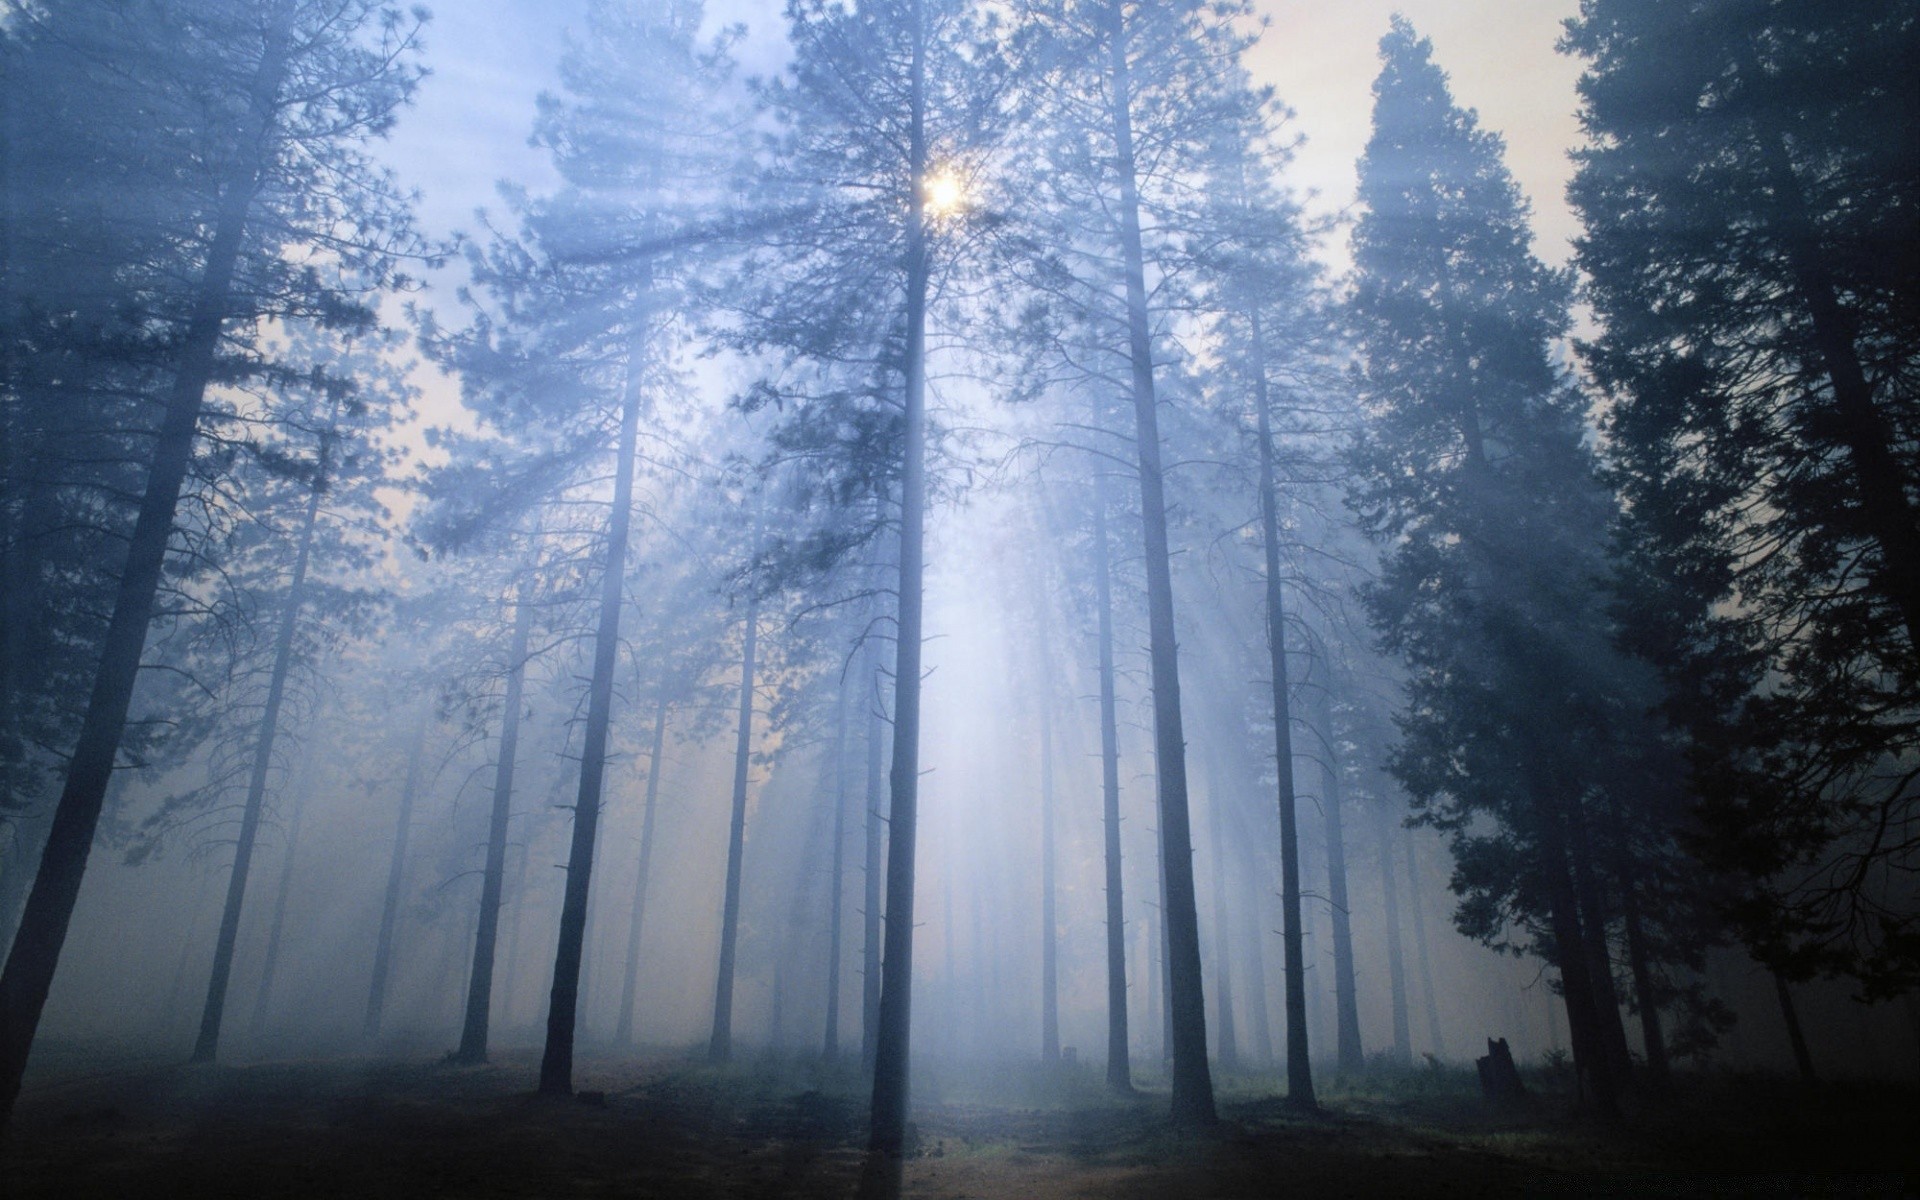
[[0, 0, 1916, 1196]]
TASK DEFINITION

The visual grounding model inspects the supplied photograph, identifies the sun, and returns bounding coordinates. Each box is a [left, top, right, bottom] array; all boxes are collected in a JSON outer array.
[[922, 169, 967, 217]]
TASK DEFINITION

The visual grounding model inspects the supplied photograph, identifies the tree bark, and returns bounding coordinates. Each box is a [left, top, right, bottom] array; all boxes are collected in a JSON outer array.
[[1090, 439, 1131, 1092], [823, 670, 851, 1061], [1536, 783, 1620, 1116], [1403, 830, 1447, 1059], [193, 426, 327, 1064], [246, 780, 306, 1041], [616, 691, 670, 1047], [364, 711, 428, 1040], [1599, 790, 1668, 1089], [1309, 665, 1364, 1074], [537, 317, 646, 1095], [1568, 799, 1635, 1090], [1773, 969, 1818, 1084], [1106, 0, 1216, 1126], [1248, 307, 1314, 1107], [707, 587, 760, 1063], [0, 11, 291, 1126], [860, 637, 887, 1071], [1037, 597, 1060, 1065], [1203, 754, 1238, 1074], [868, 0, 930, 1154], [1374, 798, 1414, 1067], [454, 575, 534, 1064]]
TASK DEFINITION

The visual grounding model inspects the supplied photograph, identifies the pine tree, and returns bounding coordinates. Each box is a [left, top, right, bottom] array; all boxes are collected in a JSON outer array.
[[1347, 17, 1631, 1115], [421, 0, 739, 1094], [1567, 0, 1920, 997], [0, 0, 426, 1129], [728, 0, 1009, 1157]]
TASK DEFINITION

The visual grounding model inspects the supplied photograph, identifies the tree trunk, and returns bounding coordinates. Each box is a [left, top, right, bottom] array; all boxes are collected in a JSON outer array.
[[1248, 307, 1314, 1107], [860, 637, 887, 1071], [1091, 441, 1131, 1092], [1599, 790, 1668, 1089], [708, 588, 760, 1063], [246, 781, 306, 1041], [1309, 667, 1364, 1074], [1037, 601, 1060, 1065], [500, 841, 531, 1030], [454, 575, 534, 1064], [0, 13, 291, 1127], [823, 671, 851, 1061], [193, 440, 326, 1064], [1773, 969, 1818, 1084], [616, 692, 670, 1047], [1536, 785, 1620, 1116], [1203, 754, 1238, 1074], [1403, 830, 1446, 1059], [364, 711, 428, 1040], [868, 1, 930, 1153], [1106, 0, 1215, 1126], [1735, 47, 1920, 649], [1568, 800, 1635, 1091], [1374, 798, 1414, 1067], [536, 318, 646, 1095], [1240, 856, 1276, 1068]]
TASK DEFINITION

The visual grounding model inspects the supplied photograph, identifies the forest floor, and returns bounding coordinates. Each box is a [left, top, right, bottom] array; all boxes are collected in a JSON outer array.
[[2, 1042, 1914, 1198]]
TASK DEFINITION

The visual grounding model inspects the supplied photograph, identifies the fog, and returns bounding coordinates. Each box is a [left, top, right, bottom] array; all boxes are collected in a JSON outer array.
[[3, 0, 1916, 1195]]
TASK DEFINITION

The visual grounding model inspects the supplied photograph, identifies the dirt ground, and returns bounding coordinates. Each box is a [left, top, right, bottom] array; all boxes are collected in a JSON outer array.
[[2, 1045, 1913, 1198]]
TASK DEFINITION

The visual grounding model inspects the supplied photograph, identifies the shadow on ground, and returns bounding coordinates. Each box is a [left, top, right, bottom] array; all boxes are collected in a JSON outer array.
[[3, 1046, 1912, 1198]]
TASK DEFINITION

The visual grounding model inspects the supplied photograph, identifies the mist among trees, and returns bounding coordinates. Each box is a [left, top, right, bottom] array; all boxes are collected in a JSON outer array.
[[1, 1, 1915, 1195]]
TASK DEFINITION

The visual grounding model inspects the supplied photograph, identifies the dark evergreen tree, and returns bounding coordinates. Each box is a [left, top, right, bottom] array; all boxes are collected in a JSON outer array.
[[1347, 17, 1636, 1115], [0, 0, 426, 1128], [1567, 0, 1920, 999]]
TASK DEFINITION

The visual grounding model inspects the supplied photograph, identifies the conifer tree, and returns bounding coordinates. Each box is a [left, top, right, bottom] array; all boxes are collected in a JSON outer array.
[[1568, 0, 1920, 997], [0, 0, 426, 1129], [1347, 17, 1630, 1115]]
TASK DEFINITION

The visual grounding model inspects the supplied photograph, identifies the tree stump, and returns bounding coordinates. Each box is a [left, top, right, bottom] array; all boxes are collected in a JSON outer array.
[[1476, 1037, 1526, 1103]]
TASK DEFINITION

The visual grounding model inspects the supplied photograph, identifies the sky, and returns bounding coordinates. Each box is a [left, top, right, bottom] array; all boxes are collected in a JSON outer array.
[[385, 0, 1589, 280]]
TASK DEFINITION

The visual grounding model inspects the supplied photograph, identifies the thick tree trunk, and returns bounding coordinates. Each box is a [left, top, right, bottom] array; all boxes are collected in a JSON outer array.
[[0, 15, 290, 1126], [616, 692, 670, 1047], [1403, 830, 1446, 1059], [1568, 801, 1635, 1090], [860, 638, 887, 1071], [537, 320, 646, 1095], [364, 712, 427, 1040], [193, 446, 325, 1064], [1248, 308, 1314, 1107], [708, 588, 760, 1063], [1536, 787, 1620, 1116], [454, 576, 534, 1064], [868, 4, 930, 1154], [1309, 668, 1364, 1074], [1374, 799, 1414, 1066], [1091, 452, 1131, 1092], [1773, 969, 1818, 1083], [1106, 1, 1215, 1126], [1599, 790, 1668, 1089], [823, 672, 851, 1061], [247, 782, 306, 1040]]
